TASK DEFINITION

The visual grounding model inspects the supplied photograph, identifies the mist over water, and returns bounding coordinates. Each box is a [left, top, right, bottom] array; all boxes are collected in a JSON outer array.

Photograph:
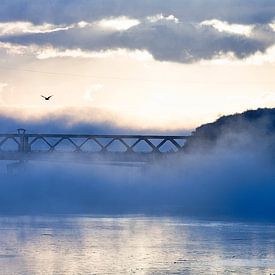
[[0, 111, 274, 220], [0, 136, 274, 220]]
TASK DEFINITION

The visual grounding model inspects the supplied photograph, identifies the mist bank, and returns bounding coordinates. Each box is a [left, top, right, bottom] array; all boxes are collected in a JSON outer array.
[[0, 108, 274, 220], [0, 151, 274, 221], [0, 111, 189, 135]]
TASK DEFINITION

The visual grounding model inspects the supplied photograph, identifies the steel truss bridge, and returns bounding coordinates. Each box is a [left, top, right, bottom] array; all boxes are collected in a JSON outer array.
[[0, 129, 189, 167]]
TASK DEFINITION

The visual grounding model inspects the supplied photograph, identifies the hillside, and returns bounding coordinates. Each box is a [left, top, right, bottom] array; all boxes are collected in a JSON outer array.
[[184, 108, 275, 152]]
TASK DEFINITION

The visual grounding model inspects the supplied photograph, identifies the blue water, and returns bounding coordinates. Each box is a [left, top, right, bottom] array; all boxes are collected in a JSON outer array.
[[0, 216, 275, 274]]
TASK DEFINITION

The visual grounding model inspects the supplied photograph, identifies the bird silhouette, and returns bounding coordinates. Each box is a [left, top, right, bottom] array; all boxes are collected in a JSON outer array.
[[41, 95, 53, 101]]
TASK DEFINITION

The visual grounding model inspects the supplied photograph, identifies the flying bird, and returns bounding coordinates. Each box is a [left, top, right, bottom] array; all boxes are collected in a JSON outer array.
[[41, 95, 53, 101]]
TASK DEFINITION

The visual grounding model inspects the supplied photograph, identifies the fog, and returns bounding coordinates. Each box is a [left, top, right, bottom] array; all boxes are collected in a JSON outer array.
[[0, 139, 274, 220], [0, 113, 274, 221]]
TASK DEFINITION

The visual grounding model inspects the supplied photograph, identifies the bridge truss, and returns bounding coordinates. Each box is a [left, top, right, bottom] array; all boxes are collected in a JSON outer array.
[[0, 129, 189, 165]]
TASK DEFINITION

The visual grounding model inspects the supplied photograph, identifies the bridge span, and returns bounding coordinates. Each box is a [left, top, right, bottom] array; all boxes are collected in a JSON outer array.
[[0, 129, 189, 167]]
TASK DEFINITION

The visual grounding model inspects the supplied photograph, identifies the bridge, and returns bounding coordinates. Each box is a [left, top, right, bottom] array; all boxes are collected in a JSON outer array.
[[0, 129, 189, 168]]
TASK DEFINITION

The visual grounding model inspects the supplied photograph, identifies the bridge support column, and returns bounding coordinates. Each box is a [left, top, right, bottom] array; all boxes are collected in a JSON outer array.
[[7, 129, 31, 175], [17, 128, 31, 153]]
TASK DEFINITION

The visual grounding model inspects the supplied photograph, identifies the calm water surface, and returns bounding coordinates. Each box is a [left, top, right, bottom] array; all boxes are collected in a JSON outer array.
[[0, 215, 275, 274]]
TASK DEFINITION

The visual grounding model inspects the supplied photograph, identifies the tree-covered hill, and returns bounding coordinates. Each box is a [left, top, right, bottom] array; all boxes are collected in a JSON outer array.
[[184, 108, 275, 152]]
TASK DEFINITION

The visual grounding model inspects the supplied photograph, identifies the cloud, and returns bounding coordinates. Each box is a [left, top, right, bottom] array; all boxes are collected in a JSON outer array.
[[0, 41, 34, 55], [147, 14, 179, 24], [0, 18, 273, 64], [0, 18, 140, 38], [269, 21, 275, 31], [0, 1, 274, 63], [35, 46, 153, 61], [0, 0, 274, 25], [0, 42, 153, 61], [200, 19, 254, 36], [0, 109, 185, 135], [199, 44, 275, 66], [0, 21, 73, 36], [0, 111, 121, 134], [95, 16, 140, 31]]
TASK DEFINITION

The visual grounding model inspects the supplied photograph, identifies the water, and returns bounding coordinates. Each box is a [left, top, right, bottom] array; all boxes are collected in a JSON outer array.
[[0, 216, 275, 274]]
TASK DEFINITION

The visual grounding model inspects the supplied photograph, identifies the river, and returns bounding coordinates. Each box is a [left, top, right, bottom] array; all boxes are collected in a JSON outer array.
[[0, 215, 275, 274]]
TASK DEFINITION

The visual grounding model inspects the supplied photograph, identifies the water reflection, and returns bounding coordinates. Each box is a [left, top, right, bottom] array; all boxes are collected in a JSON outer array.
[[0, 216, 275, 274]]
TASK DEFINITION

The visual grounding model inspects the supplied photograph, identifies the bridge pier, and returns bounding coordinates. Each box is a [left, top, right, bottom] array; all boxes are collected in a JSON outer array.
[[17, 128, 31, 153], [5, 129, 31, 175]]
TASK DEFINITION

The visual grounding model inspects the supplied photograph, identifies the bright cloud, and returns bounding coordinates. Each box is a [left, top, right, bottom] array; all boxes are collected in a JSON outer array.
[[200, 45, 275, 66], [95, 16, 140, 31], [200, 19, 254, 36], [147, 14, 179, 24], [0, 21, 73, 36], [0, 18, 141, 37], [243, 45, 275, 65], [269, 21, 275, 31], [0, 17, 141, 37], [1, 39, 274, 66], [0, 42, 153, 61], [77, 21, 90, 28], [36, 47, 153, 61], [0, 41, 29, 55]]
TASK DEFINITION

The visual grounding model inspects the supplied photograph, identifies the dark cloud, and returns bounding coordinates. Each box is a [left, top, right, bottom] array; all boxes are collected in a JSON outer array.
[[118, 22, 271, 62], [0, 0, 274, 25], [0, 1, 274, 63], [2, 20, 274, 63]]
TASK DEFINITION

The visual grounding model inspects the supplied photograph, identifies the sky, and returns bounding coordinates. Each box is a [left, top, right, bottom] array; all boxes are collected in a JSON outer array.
[[0, 0, 274, 132]]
